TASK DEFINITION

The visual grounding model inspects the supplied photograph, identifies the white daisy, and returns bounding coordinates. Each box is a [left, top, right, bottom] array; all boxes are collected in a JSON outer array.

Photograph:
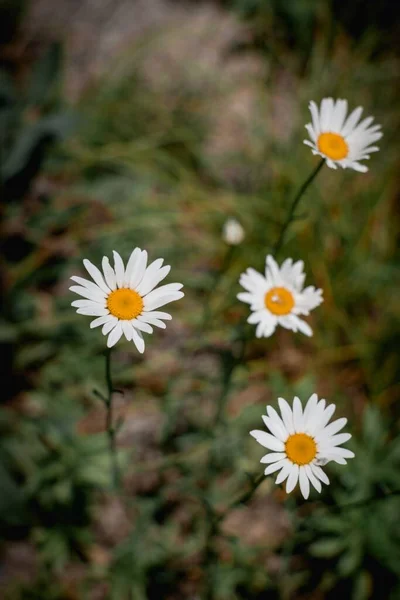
[[237, 255, 323, 338], [70, 248, 184, 352], [250, 394, 355, 499], [304, 97, 382, 172]]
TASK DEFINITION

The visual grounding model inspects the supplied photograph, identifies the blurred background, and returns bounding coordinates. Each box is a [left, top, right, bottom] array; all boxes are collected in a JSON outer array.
[[1, 1, 400, 599]]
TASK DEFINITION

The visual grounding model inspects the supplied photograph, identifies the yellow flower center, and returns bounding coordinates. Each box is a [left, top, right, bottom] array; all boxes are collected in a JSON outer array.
[[264, 287, 295, 316], [285, 433, 317, 466], [317, 132, 348, 160], [107, 288, 144, 320]]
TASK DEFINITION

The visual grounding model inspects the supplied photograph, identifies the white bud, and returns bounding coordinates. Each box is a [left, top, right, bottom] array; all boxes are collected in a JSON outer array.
[[222, 218, 245, 246]]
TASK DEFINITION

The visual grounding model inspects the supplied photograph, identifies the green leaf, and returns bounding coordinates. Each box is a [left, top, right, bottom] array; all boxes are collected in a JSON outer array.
[[26, 42, 63, 107], [337, 545, 362, 577], [362, 405, 386, 451], [353, 571, 371, 600], [309, 537, 347, 558], [1, 112, 76, 181]]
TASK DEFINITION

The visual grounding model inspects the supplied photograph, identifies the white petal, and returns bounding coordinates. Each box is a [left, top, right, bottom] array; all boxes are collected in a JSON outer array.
[[90, 315, 114, 329], [322, 454, 347, 465], [138, 316, 165, 329], [70, 276, 107, 298], [292, 396, 304, 431], [130, 250, 148, 289], [144, 289, 184, 311], [77, 306, 108, 316], [299, 467, 310, 499], [302, 393, 319, 431], [237, 292, 254, 305], [136, 260, 170, 296], [304, 464, 322, 493], [70, 285, 106, 303], [102, 257, 117, 290], [294, 286, 323, 314], [319, 403, 336, 429], [348, 161, 368, 173], [309, 101, 320, 136], [305, 123, 316, 143], [266, 405, 289, 438], [107, 322, 123, 347], [142, 311, 172, 320], [254, 315, 277, 338], [143, 283, 183, 302], [264, 459, 287, 476], [278, 397, 295, 435], [248, 310, 268, 324], [113, 251, 125, 288], [250, 430, 284, 452], [262, 415, 287, 442], [131, 318, 153, 334], [304, 139, 317, 149], [122, 320, 133, 341], [275, 460, 292, 485], [321, 432, 352, 447], [286, 464, 299, 493], [260, 452, 287, 464], [311, 464, 329, 485], [328, 447, 355, 459], [333, 99, 348, 132], [320, 97, 334, 130], [72, 299, 104, 309], [342, 106, 363, 137], [131, 328, 145, 353], [239, 268, 268, 293], [265, 255, 282, 285], [124, 248, 141, 286], [319, 417, 347, 438], [103, 319, 118, 335], [287, 315, 313, 337], [83, 259, 111, 294]]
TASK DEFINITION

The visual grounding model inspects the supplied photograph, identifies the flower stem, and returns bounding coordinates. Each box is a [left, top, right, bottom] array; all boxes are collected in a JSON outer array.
[[215, 472, 265, 524], [273, 158, 325, 256], [104, 347, 122, 491]]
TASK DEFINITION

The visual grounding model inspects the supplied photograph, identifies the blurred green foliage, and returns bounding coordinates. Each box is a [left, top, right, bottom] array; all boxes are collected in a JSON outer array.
[[1, 1, 399, 598]]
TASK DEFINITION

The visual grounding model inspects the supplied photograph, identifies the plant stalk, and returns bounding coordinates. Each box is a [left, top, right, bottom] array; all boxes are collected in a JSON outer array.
[[273, 158, 325, 256], [104, 347, 122, 490]]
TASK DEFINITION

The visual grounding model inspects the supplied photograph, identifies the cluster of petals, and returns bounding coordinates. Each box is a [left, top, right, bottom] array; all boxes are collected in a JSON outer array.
[[238, 255, 323, 338], [251, 394, 355, 499], [70, 248, 184, 352], [304, 97, 382, 172]]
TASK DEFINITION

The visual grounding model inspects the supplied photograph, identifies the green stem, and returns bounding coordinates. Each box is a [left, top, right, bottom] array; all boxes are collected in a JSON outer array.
[[214, 336, 246, 428], [215, 472, 265, 524], [273, 158, 325, 256], [104, 347, 122, 490]]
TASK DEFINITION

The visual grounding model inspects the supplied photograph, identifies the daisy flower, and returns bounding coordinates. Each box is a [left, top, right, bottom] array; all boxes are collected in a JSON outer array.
[[250, 394, 355, 499], [70, 248, 184, 352], [238, 255, 323, 338], [304, 97, 382, 172]]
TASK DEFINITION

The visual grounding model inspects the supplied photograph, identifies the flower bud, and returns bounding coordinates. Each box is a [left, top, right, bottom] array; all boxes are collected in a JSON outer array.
[[222, 218, 244, 245]]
